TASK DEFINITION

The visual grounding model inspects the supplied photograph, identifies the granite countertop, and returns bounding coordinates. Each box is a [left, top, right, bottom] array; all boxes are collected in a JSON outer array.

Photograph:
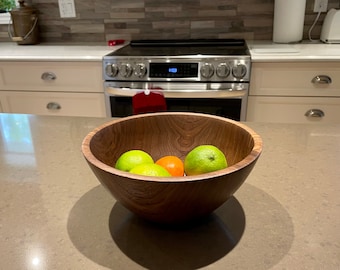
[[0, 113, 339, 269]]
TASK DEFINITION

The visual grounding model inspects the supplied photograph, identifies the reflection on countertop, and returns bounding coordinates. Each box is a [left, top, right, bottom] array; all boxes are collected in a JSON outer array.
[[0, 113, 339, 269], [0, 114, 36, 168]]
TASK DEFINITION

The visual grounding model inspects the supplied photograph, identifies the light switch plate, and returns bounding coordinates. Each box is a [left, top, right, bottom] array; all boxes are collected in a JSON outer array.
[[58, 0, 76, 18]]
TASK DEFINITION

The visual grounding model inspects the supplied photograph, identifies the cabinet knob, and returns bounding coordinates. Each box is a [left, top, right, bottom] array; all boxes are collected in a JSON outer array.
[[41, 72, 57, 81], [46, 102, 61, 110], [304, 109, 325, 118], [311, 75, 332, 84]]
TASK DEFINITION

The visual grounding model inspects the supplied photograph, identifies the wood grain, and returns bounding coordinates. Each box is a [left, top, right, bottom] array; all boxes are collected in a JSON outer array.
[[82, 112, 263, 224]]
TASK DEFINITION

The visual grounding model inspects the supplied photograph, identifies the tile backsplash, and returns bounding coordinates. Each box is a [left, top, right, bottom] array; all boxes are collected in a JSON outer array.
[[1, 0, 339, 44]]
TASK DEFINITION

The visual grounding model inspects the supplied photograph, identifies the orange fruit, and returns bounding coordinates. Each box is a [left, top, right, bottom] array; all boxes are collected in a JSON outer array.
[[184, 145, 228, 176], [155, 155, 185, 177]]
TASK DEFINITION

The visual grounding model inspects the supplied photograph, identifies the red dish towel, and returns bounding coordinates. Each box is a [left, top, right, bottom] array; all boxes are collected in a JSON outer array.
[[132, 90, 167, 114]]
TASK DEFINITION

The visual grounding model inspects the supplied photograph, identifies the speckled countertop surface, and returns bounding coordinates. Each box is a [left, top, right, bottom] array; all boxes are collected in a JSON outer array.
[[0, 113, 339, 269]]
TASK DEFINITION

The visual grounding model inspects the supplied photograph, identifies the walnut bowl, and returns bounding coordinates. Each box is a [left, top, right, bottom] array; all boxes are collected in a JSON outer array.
[[81, 112, 262, 224]]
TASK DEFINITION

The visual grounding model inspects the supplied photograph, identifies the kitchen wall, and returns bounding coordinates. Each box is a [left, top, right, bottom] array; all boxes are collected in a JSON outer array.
[[0, 0, 339, 44]]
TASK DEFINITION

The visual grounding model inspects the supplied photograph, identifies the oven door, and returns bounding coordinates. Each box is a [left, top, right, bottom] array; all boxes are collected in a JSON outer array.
[[104, 81, 248, 121]]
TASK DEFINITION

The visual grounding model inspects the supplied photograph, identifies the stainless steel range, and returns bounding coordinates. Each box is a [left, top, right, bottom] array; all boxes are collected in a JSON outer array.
[[103, 39, 251, 121]]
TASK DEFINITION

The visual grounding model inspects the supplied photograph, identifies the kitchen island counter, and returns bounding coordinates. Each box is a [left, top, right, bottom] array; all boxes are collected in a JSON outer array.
[[0, 113, 339, 270]]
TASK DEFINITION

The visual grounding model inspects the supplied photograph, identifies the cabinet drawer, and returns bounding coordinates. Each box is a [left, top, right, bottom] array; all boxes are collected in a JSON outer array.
[[250, 62, 340, 97], [0, 61, 103, 93], [0, 91, 106, 117], [246, 96, 340, 123]]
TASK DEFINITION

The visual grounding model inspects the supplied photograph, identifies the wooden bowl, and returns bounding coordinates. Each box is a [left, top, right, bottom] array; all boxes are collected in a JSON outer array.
[[82, 112, 262, 224]]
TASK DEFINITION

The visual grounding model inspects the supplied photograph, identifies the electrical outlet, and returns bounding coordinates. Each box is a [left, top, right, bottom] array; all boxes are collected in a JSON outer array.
[[58, 0, 76, 18], [313, 0, 328, 12]]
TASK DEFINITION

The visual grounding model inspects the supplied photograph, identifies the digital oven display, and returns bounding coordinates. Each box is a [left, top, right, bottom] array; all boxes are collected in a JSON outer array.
[[149, 63, 198, 78]]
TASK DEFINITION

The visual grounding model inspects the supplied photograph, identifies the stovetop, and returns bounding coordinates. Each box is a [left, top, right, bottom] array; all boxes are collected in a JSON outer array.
[[103, 39, 251, 83], [105, 39, 250, 57]]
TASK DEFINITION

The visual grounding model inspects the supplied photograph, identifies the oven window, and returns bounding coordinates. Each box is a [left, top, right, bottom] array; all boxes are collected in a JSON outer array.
[[109, 97, 242, 121], [110, 96, 134, 117]]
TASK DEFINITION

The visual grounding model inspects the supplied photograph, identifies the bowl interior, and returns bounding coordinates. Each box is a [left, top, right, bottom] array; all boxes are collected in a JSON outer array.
[[88, 113, 257, 176]]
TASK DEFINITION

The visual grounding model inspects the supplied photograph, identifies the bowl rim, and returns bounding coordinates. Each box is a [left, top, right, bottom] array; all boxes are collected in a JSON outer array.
[[81, 112, 263, 183]]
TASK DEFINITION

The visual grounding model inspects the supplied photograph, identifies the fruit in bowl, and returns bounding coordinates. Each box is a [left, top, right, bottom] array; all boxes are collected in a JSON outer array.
[[81, 112, 263, 224], [115, 145, 227, 177], [184, 145, 228, 176]]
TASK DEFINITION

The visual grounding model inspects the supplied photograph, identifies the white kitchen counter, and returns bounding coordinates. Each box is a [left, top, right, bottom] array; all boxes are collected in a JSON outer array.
[[1, 40, 340, 62], [248, 40, 340, 62], [0, 42, 122, 61]]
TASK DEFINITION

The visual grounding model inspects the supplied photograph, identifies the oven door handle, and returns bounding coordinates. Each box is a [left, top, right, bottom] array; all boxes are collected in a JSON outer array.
[[105, 87, 247, 98]]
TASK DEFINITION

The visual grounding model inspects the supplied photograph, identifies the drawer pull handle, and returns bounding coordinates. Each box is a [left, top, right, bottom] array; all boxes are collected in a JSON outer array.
[[41, 72, 57, 81], [46, 102, 61, 110], [311, 75, 332, 84], [304, 109, 325, 118]]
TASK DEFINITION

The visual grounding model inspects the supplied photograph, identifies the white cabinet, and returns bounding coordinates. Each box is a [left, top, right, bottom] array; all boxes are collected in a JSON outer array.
[[247, 96, 340, 123], [0, 61, 106, 117], [247, 62, 340, 123], [0, 91, 105, 117]]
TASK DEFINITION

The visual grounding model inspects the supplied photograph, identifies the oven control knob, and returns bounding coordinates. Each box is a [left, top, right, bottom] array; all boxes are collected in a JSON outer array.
[[216, 63, 230, 78], [200, 63, 214, 78], [232, 63, 247, 79], [134, 63, 147, 78], [119, 63, 133, 78], [105, 63, 118, 77]]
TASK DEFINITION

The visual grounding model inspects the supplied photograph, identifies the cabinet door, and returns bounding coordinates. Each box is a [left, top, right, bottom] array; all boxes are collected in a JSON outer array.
[[0, 91, 107, 117], [250, 62, 340, 97], [247, 96, 340, 123], [0, 61, 103, 93]]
